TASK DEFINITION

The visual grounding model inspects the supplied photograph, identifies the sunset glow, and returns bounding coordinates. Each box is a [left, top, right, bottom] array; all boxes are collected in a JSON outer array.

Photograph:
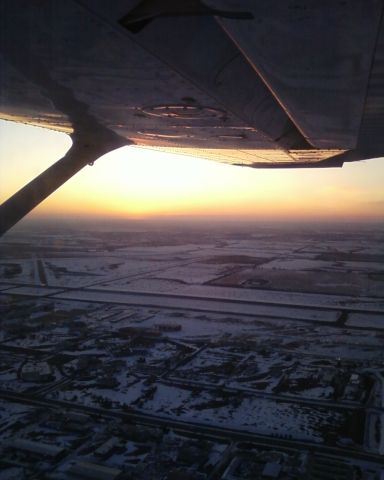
[[1, 120, 383, 223]]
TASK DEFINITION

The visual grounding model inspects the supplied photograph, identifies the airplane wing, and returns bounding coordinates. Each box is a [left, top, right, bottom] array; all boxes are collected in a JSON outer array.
[[0, 0, 383, 233]]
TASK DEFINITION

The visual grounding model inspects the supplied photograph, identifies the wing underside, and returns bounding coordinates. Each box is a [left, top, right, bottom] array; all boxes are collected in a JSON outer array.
[[1, 0, 384, 168]]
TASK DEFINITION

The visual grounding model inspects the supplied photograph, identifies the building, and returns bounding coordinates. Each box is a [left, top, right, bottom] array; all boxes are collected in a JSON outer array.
[[68, 461, 122, 480], [20, 361, 53, 382], [94, 437, 121, 459], [262, 462, 281, 479], [155, 323, 182, 332], [4, 438, 66, 459]]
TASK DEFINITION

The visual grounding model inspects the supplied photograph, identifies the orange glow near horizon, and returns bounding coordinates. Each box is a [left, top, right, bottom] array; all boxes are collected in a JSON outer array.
[[1, 120, 384, 224]]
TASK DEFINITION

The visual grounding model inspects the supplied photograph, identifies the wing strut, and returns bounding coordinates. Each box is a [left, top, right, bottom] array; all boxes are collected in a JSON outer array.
[[0, 128, 127, 237], [0, 7, 129, 237]]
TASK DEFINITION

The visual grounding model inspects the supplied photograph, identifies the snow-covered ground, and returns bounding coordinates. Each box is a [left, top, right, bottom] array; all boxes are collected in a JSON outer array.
[[1, 223, 383, 475], [94, 281, 384, 312], [133, 382, 350, 444], [346, 313, 384, 329], [4, 285, 63, 296], [0, 284, 16, 291], [52, 289, 341, 323]]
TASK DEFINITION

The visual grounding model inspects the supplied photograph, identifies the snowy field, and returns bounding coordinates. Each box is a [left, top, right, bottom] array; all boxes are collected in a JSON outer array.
[[346, 312, 384, 329], [52, 289, 342, 323], [131, 382, 353, 444], [0, 223, 383, 463]]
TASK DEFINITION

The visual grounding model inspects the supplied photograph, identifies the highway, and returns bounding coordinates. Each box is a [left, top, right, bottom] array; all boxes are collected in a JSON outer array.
[[159, 377, 383, 414], [0, 388, 382, 464], [3, 283, 384, 330]]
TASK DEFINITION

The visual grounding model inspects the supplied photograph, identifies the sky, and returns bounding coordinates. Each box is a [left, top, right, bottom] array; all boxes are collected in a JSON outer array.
[[1, 119, 383, 224]]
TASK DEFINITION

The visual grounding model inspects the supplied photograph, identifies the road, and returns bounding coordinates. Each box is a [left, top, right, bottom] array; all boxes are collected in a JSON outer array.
[[0, 388, 382, 464], [2, 283, 384, 331], [159, 378, 383, 414]]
